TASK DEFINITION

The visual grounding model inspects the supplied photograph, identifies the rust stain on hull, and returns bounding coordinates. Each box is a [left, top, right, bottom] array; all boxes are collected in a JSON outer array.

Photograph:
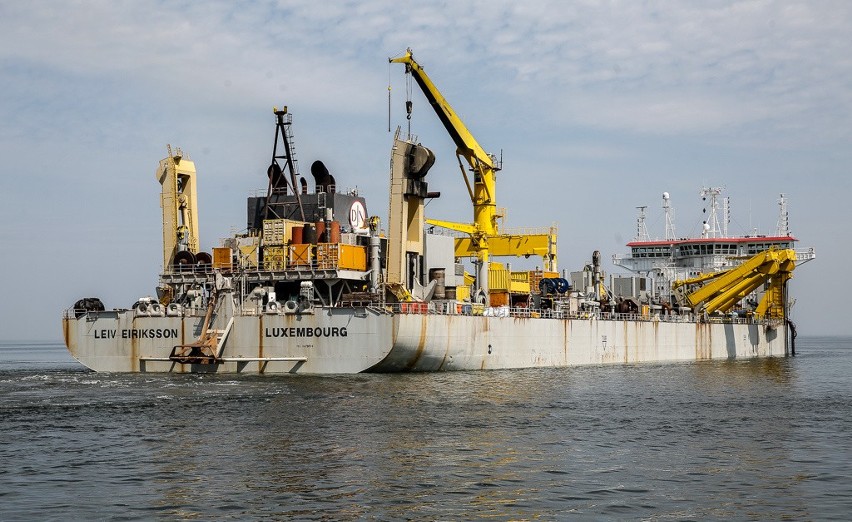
[[62, 318, 72, 356], [258, 317, 264, 374], [404, 314, 429, 370]]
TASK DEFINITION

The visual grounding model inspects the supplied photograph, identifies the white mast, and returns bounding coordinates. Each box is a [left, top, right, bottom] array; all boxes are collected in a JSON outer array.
[[663, 192, 675, 240], [636, 206, 650, 241], [700, 186, 723, 238], [776, 193, 790, 236]]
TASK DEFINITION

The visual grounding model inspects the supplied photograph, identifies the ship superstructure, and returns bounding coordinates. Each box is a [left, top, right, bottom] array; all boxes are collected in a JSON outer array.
[[613, 190, 815, 305]]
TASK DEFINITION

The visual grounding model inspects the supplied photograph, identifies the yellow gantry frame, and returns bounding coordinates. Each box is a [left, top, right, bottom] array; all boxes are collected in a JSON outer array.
[[157, 147, 200, 272], [673, 248, 797, 319], [390, 49, 556, 276]]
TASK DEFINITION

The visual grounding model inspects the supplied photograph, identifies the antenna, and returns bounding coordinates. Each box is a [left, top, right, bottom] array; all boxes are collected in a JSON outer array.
[[662, 192, 676, 240], [723, 196, 730, 237], [636, 206, 650, 241], [776, 193, 791, 236], [699, 186, 724, 239]]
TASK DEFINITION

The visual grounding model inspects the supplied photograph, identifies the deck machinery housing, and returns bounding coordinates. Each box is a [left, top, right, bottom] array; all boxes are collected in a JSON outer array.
[[62, 51, 813, 373]]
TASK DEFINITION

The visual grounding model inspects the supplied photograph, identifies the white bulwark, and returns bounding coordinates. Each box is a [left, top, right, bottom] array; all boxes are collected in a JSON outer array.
[[64, 306, 785, 374]]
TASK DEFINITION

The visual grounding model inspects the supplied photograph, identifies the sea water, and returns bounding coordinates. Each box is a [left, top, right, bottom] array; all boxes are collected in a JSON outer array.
[[1, 337, 850, 520]]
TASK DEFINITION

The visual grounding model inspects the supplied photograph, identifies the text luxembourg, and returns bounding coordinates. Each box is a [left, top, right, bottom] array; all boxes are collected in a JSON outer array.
[[265, 327, 347, 338]]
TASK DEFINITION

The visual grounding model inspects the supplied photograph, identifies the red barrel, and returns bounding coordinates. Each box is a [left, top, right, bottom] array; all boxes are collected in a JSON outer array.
[[291, 225, 304, 244], [327, 220, 341, 244], [315, 221, 327, 243]]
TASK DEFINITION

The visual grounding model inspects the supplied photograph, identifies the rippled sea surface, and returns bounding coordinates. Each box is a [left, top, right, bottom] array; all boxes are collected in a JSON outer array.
[[1, 337, 851, 520]]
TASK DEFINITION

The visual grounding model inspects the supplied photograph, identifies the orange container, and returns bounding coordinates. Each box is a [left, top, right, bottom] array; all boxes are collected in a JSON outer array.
[[288, 243, 313, 267], [489, 291, 510, 307], [316, 243, 367, 271], [212, 247, 232, 270]]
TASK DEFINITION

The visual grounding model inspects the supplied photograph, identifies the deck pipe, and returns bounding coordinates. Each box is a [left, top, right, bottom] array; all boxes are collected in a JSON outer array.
[[370, 234, 381, 293]]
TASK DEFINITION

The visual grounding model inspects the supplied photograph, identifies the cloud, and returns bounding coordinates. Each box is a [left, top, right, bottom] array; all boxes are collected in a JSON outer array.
[[471, 1, 852, 142], [3, 1, 850, 144], [1, 1, 851, 339]]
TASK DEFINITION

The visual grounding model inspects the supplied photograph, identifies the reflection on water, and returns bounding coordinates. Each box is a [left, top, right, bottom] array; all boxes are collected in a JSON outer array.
[[1, 338, 851, 519]]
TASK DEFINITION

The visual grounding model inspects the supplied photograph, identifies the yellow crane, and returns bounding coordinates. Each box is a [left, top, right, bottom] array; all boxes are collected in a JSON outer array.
[[672, 248, 797, 319], [390, 48, 556, 296]]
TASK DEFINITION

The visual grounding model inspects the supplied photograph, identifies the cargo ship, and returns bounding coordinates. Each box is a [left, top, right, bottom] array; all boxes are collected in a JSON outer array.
[[62, 49, 814, 373]]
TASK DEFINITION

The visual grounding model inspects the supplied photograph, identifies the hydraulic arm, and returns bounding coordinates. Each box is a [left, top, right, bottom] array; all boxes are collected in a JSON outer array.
[[673, 248, 797, 319]]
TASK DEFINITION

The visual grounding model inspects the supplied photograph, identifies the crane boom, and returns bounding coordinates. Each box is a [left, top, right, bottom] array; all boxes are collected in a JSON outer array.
[[390, 48, 498, 241], [390, 48, 558, 298], [390, 49, 495, 172]]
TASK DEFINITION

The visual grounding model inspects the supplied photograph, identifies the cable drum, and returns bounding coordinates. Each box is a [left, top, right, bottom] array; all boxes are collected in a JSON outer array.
[[540, 277, 571, 295], [195, 252, 213, 272], [539, 278, 557, 295], [73, 297, 105, 318]]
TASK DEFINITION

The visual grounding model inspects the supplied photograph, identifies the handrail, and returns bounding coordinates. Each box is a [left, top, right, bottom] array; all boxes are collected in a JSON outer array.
[[64, 299, 770, 326]]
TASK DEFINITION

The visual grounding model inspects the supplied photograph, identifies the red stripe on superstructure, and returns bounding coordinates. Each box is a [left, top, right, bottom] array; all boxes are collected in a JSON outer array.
[[626, 235, 797, 247]]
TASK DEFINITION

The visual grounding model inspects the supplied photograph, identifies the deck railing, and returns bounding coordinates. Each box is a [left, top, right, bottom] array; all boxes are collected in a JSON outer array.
[[64, 301, 769, 326]]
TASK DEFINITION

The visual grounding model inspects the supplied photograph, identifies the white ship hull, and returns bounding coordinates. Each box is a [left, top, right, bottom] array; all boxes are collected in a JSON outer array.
[[63, 308, 788, 374]]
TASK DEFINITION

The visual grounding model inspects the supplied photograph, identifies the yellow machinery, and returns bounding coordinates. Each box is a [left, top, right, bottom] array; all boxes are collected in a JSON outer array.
[[673, 248, 797, 319], [156, 145, 200, 272], [390, 49, 556, 297]]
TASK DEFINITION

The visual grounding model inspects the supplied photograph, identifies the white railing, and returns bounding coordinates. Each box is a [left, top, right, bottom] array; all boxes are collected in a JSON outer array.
[[63, 300, 770, 327], [363, 302, 766, 325]]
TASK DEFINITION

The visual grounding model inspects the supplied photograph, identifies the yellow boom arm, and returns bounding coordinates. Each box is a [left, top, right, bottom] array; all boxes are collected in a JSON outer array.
[[391, 48, 557, 277], [390, 49, 498, 248]]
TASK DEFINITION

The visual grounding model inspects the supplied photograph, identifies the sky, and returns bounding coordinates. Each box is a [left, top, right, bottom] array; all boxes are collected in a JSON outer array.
[[1, 0, 850, 341]]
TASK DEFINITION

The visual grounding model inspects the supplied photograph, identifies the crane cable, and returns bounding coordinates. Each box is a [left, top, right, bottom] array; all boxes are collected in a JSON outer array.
[[405, 67, 413, 137], [387, 54, 415, 137]]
